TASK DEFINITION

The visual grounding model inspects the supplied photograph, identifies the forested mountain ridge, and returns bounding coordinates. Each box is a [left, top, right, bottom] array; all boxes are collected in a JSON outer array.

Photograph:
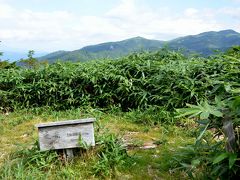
[[168, 29, 240, 55], [39, 29, 240, 62]]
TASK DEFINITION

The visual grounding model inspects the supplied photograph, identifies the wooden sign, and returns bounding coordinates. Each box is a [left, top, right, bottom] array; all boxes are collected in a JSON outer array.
[[36, 118, 95, 151]]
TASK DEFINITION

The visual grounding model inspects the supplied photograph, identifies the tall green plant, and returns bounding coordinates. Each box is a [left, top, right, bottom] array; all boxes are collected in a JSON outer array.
[[1, 47, 240, 113]]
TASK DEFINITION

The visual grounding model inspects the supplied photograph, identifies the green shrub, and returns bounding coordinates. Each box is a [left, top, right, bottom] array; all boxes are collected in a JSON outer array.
[[92, 132, 131, 177]]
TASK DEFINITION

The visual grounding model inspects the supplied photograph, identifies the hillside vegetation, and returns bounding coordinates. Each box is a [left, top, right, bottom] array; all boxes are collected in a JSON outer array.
[[39, 29, 240, 62], [1, 47, 240, 112], [0, 47, 240, 179]]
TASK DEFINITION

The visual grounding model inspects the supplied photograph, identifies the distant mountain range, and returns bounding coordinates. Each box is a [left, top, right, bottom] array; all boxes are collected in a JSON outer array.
[[37, 29, 239, 62], [2, 51, 47, 62]]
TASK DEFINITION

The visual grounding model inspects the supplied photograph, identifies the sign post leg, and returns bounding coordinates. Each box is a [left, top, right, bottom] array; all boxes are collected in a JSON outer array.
[[64, 149, 74, 160]]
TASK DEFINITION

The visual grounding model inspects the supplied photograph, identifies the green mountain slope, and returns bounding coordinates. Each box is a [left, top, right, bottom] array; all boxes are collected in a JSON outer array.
[[39, 29, 240, 62], [168, 29, 240, 55], [39, 37, 164, 63]]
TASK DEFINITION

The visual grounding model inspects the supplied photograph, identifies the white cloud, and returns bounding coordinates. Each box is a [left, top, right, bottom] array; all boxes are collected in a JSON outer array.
[[0, 2, 14, 18], [103, 1, 224, 38], [219, 7, 240, 18], [184, 8, 199, 17], [0, 0, 239, 52], [0, 3, 77, 51]]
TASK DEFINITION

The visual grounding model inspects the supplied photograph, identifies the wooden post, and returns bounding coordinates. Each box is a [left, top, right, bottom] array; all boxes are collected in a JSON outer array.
[[64, 149, 74, 160], [222, 109, 236, 152]]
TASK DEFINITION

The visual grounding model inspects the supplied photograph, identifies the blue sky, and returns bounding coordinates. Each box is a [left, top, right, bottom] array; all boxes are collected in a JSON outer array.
[[0, 0, 240, 53]]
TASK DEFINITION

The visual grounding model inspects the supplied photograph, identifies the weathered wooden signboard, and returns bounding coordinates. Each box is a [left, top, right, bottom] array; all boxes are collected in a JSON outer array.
[[35, 118, 95, 151]]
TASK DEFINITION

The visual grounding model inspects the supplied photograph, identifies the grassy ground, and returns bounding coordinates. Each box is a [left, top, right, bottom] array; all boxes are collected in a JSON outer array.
[[0, 107, 196, 179]]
